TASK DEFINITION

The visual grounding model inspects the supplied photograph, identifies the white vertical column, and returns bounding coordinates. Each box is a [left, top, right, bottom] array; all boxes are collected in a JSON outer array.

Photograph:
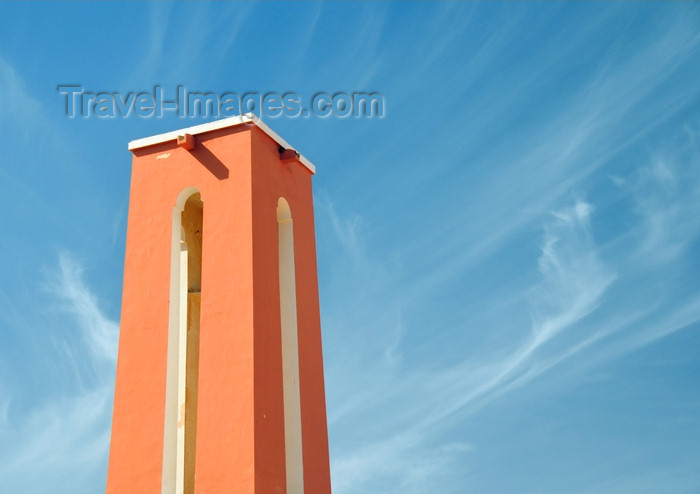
[[278, 198, 304, 494], [163, 214, 184, 494], [163, 187, 199, 494], [175, 242, 188, 494]]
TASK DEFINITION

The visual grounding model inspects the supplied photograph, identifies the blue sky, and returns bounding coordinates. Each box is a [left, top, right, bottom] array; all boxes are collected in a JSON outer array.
[[1, 2, 699, 493]]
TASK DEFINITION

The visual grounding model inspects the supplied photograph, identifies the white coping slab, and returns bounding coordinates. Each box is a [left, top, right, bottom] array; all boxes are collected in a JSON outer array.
[[127, 113, 316, 174]]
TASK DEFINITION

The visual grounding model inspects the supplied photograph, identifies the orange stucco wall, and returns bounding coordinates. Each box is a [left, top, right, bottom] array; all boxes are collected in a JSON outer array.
[[250, 127, 332, 494], [106, 124, 331, 493]]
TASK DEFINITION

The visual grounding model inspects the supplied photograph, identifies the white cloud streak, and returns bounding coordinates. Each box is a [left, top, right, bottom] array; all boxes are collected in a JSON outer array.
[[325, 197, 616, 493], [0, 253, 118, 493], [50, 254, 119, 367], [124, 2, 254, 86], [324, 135, 700, 491]]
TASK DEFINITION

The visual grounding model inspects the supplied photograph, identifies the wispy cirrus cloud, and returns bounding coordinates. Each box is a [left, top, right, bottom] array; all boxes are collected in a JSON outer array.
[[324, 127, 700, 490], [357, 7, 700, 307], [0, 253, 117, 494], [629, 150, 700, 267], [422, 200, 615, 426], [324, 197, 615, 493], [47, 253, 119, 376], [0, 55, 49, 141], [124, 2, 254, 86], [317, 10, 700, 484]]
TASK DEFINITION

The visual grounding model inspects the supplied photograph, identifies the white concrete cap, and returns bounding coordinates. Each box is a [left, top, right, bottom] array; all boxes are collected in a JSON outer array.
[[127, 113, 315, 174]]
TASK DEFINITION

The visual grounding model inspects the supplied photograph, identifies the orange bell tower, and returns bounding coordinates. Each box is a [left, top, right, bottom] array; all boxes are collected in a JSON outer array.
[[106, 115, 332, 494]]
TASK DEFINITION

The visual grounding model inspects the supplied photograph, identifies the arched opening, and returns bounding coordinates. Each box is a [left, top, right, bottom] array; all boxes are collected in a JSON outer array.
[[164, 189, 202, 494], [277, 198, 304, 494]]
